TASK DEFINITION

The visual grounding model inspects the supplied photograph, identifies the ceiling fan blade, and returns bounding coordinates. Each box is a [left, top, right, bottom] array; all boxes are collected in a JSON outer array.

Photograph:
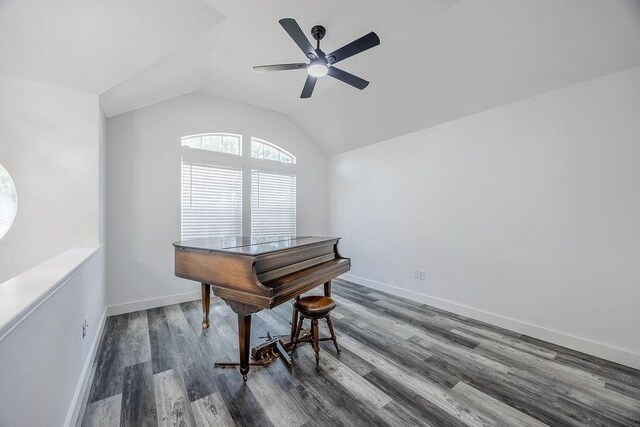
[[327, 67, 369, 90], [253, 63, 308, 74], [327, 32, 380, 65], [300, 75, 317, 98], [279, 18, 317, 60]]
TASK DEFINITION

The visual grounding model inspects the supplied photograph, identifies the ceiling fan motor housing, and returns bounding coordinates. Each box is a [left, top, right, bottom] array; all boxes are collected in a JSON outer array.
[[311, 25, 326, 41]]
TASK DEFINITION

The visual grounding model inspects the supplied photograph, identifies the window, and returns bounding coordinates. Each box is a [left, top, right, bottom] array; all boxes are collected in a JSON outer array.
[[181, 161, 242, 239], [182, 133, 242, 156], [0, 164, 17, 240], [251, 138, 296, 164], [251, 170, 296, 237], [180, 134, 296, 239]]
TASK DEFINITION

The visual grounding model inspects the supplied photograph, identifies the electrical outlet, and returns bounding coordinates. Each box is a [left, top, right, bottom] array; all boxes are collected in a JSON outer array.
[[418, 270, 425, 280], [82, 318, 88, 339], [412, 270, 418, 279]]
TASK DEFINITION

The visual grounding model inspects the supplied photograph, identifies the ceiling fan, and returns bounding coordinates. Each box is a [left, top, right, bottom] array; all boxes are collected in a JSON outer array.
[[253, 18, 380, 98]]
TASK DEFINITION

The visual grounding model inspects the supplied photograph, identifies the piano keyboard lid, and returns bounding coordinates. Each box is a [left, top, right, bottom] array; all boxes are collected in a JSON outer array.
[[172, 236, 340, 256]]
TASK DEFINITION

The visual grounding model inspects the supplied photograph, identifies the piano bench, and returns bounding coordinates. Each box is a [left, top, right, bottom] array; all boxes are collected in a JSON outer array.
[[290, 296, 340, 370]]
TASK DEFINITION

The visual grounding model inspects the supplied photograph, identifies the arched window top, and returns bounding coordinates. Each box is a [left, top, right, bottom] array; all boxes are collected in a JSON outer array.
[[182, 133, 242, 156], [251, 138, 296, 164]]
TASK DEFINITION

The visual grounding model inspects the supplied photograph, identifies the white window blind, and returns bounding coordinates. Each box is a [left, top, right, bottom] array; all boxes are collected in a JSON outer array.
[[181, 161, 242, 239], [251, 169, 296, 237]]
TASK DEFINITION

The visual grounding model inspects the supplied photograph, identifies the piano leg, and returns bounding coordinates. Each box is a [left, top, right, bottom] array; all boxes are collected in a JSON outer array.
[[238, 313, 252, 381], [324, 280, 332, 296], [289, 297, 299, 343], [201, 283, 211, 329]]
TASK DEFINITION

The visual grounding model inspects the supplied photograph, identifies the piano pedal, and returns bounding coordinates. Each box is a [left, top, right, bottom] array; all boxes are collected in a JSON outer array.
[[251, 332, 294, 369]]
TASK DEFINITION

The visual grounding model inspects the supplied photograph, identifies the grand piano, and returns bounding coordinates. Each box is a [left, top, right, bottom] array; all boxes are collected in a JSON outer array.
[[173, 236, 350, 380]]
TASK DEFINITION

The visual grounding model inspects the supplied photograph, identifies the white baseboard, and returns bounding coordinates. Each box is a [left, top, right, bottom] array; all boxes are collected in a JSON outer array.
[[65, 307, 108, 427], [106, 290, 201, 316], [341, 273, 640, 370]]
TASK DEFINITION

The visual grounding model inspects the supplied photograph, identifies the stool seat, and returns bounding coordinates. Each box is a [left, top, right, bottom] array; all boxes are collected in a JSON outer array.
[[290, 295, 340, 370], [293, 295, 336, 315]]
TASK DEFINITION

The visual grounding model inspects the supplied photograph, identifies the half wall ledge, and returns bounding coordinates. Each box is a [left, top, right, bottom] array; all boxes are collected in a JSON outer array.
[[0, 245, 101, 340]]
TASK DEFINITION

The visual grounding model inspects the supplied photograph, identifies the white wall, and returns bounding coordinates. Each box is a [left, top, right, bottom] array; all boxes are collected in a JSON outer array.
[[106, 92, 329, 308], [0, 74, 107, 425], [330, 67, 640, 368], [0, 73, 100, 282], [0, 247, 106, 427]]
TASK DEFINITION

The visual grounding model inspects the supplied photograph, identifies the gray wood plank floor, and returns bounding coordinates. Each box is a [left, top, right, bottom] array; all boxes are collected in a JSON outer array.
[[78, 280, 640, 426]]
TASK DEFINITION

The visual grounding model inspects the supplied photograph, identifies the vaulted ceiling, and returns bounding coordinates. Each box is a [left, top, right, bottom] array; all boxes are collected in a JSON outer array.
[[2, 0, 639, 155]]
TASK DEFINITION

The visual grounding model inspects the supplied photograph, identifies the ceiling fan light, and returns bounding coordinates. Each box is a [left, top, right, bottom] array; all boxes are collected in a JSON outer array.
[[308, 63, 328, 77]]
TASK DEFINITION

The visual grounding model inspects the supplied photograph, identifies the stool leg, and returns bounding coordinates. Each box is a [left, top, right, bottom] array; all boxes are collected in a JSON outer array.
[[290, 316, 305, 358], [311, 319, 320, 370], [326, 315, 340, 354]]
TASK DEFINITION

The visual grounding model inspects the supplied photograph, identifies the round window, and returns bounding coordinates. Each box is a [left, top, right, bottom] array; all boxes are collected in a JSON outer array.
[[0, 164, 18, 239]]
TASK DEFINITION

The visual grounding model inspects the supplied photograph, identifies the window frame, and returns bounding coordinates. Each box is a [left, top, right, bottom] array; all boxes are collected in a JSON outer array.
[[180, 133, 297, 238], [0, 163, 18, 240]]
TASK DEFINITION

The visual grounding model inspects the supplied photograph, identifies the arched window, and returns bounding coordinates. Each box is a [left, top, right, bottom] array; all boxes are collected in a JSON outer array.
[[182, 133, 242, 156], [180, 134, 296, 239], [251, 138, 296, 164], [0, 164, 18, 240]]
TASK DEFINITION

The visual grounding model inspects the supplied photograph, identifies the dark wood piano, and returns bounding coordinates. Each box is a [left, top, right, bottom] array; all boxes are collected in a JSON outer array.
[[173, 236, 350, 380]]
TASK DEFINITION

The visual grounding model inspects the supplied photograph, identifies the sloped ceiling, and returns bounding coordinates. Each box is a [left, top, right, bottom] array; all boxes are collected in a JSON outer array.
[[99, 25, 226, 117], [1, 0, 639, 155], [0, 0, 223, 94], [290, 0, 640, 155], [99, 0, 457, 117], [196, 0, 458, 115]]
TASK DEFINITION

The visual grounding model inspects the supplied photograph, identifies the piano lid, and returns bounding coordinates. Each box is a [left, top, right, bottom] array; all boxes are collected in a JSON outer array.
[[172, 236, 340, 256]]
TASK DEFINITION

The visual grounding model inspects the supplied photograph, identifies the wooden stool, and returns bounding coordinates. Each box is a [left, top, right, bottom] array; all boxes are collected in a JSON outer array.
[[290, 295, 340, 370]]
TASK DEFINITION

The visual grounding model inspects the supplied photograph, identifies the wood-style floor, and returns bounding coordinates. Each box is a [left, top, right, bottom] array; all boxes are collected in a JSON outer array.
[[78, 280, 640, 426]]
